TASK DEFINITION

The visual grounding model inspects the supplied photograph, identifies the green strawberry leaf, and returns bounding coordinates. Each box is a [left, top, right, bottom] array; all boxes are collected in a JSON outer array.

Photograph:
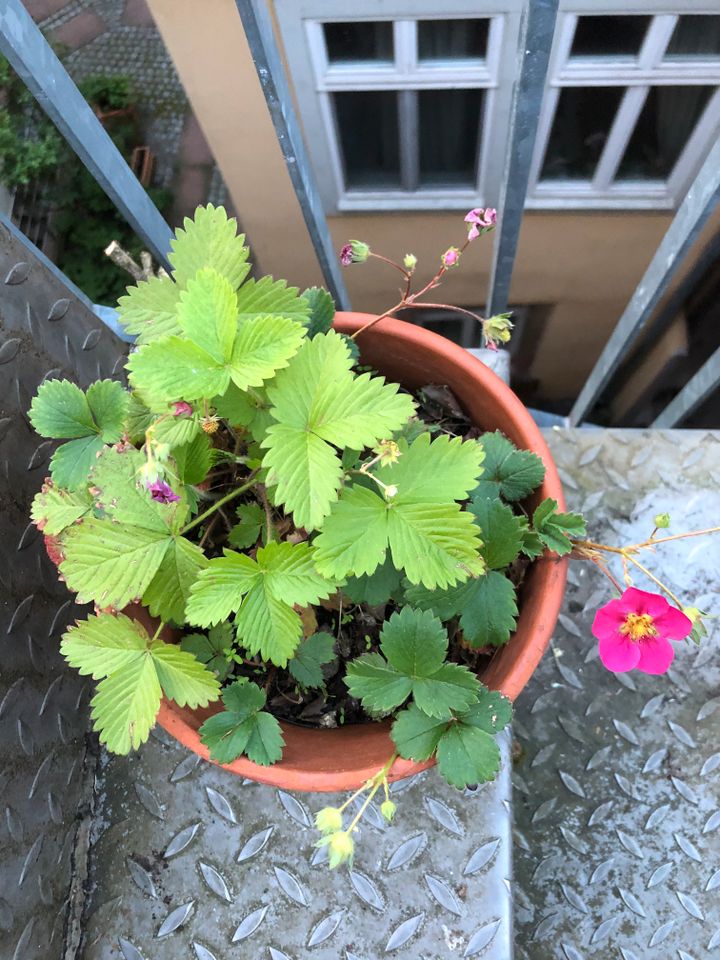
[[228, 502, 264, 549], [31, 482, 93, 535], [142, 536, 208, 624], [532, 498, 586, 556], [345, 607, 480, 720], [288, 632, 336, 688], [169, 204, 251, 290], [468, 497, 524, 570], [116, 275, 182, 344], [181, 622, 235, 681], [199, 677, 284, 765], [262, 331, 415, 530], [236, 275, 310, 324], [301, 286, 335, 337], [63, 612, 220, 754], [473, 431, 545, 501]]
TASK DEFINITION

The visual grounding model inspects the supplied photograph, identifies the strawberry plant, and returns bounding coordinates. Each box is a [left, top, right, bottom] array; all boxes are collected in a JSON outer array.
[[29, 204, 717, 867]]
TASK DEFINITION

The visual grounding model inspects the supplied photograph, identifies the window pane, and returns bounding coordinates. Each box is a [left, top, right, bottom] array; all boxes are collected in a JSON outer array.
[[334, 91, 400, 188], [615, 86, 715, 181], [540, 87, 624, 181], [665, 16, 720, 58], [417, 19, 489, 61], [570, 16, 650, 57], [419, 89, 483, 187], [323, 21, 393, 63]]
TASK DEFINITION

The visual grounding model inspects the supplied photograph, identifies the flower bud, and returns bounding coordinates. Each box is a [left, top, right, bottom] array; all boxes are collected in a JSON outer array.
[[682, 606, 701, 623], [384, 484, 398, 499], [403, 253, 417, 273], [315, 806, 343, 835], [172, 401, 193, 417], [380, 799, 397, 822], [654, 513, 670, 529], [340, 240, 370, 266], [441, 247, 460, 269], [327, 831, 354, 869]]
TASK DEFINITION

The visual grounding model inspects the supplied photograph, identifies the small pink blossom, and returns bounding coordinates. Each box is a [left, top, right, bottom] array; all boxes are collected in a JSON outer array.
[[465, 207, 497, 241], [172, 401, 193, 417], [147, 480, 180, 504], [592, 587, 692, 675], [441, 247, 461, 268], [340, 244, 353, 266]]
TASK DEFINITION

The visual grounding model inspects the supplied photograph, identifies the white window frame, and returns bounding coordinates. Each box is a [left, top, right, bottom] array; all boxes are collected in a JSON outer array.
[[275, 0, 523, 213], [276, 0, 720, 213], [527, 2, 720, 210]]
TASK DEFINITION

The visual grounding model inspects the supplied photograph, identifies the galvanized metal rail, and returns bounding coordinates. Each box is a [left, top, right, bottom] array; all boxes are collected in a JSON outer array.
[[0, 0, 173, 269], [486, 0, 559, 318]]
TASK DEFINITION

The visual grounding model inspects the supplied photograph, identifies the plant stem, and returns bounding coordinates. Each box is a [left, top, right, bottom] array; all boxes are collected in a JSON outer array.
[[180, 473, 258, 536], [344, 753, 397, 835], [369, 252, 411, 281], [623, 553, 684, 608], [150, 621, 165, 644], [400, 301, 485, 324], [626, 526, 720, 550]]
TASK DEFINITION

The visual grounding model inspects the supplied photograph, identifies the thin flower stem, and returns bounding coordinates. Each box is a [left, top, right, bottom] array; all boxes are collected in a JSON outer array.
[[400, 301, 485, 324], [150, 621, 165, 644], [369, 252, 410, 281], [623, 553, 684, 608], [180, 473, 258, 536], [625, 526, 720, 550], [344, 754, 397, 835]]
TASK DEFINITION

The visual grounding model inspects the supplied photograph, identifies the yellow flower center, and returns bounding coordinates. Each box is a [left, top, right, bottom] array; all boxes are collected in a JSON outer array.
[[620, 612, 657, 642]]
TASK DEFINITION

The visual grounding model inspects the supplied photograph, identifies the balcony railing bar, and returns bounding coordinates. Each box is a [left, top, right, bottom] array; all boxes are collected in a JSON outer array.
[[486, 0, 559, 318], [0, 0, 173, 269], [232, 0, 351, 310], [652, 344, 720, 428], [570, 135, 720, 427]]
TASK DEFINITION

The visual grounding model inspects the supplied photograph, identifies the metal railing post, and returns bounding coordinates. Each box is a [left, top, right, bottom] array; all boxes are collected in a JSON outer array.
[[652, 345, 720, 428], [486, 0, 559, 317], [0, 0, 173, 268], [232, 0, 351, 310], [570, 137, 720, 426]]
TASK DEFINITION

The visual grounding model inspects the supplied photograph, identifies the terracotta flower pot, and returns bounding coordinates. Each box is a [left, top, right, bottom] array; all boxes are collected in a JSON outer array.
[[152, 313, 568, 792]]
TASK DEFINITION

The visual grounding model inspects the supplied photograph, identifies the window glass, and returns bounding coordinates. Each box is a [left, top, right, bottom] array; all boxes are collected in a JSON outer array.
[[665, 16, 720, 58], [615, 86, 715, 181], [323, 21, 393, 63], [540, 87, 624, 181], [570, 15, 651, 58], [419, 89, 483, 187], [333, 91, 400, 188], [417, 19, 489, 61]]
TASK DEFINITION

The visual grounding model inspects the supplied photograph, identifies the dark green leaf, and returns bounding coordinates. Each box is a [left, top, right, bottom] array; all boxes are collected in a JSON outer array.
[[181, 623, 234, 681], [532, 498, 586, 556], [342, 558, 403, 606], [458, 571, 518, 647], [301, 286, 335, 337], [474, 431, 545, 501], [289, 632, 336, 688], [199, 678, 284, 765], [391, 704, 447, 761], [228, 502, 264, 549], [468, 497, 524, 570]]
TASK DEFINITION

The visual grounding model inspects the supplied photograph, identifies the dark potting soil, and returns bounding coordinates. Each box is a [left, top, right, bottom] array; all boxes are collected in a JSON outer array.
[[183, 381, 531, 730]]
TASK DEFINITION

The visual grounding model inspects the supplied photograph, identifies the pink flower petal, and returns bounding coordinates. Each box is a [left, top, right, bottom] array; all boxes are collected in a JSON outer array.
[[467, 224, 480, 241], [620, 587, 669, 618], [464, 208, 481, 223], [636, 636, 675, 674], [654, 604, 693, 640], [598, 633, 641, 672], [591, 599, 628, 640]]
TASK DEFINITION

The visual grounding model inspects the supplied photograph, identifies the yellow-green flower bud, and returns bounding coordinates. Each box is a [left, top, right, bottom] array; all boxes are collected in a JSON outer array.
[[483, 312, 514, 348], [380, 799, 397, 822], [683, 606, 701, 624], [315, 806, 343, 835], [384, 484, 398, 499], [340, 240, 371, 265], [403, 253, 417, 273], [654, 513, 670, 529], [327, 831, 354, 869]]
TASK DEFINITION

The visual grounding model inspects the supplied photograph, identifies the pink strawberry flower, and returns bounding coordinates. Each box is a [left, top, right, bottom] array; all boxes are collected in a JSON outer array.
[[592, 587, 692, 675], [339, 244, 353, 266], [465, 207, 497, 241], [147, 480, 180, 504], [173, 401, 193, 417]]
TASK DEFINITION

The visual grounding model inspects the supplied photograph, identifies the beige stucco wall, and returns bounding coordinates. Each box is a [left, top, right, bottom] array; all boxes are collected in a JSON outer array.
[[145, 0, 715, 403]]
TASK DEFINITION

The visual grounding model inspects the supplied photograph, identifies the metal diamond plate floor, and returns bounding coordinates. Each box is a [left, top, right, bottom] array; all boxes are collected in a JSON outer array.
[[75, 429, 720, 960]]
